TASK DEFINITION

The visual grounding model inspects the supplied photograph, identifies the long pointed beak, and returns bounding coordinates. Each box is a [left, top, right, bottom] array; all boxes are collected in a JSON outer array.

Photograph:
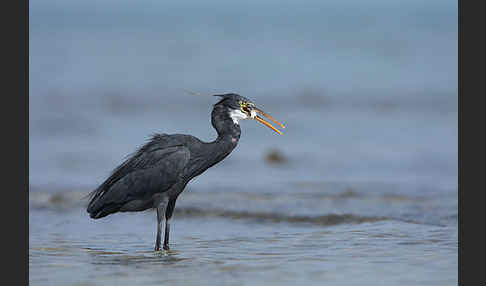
[[252, 107, 285, 135]]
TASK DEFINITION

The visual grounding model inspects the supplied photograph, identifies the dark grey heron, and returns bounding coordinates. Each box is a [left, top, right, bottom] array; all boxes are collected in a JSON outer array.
[[86, 93, 285, 251]]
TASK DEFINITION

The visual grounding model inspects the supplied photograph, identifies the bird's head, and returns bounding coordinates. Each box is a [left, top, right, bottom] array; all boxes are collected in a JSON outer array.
[[213, 93, 285, 134]]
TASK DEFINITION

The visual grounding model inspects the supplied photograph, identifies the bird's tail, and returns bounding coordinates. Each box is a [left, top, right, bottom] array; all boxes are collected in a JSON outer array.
[[88, 203, 120, 219], [86, 186, 121, 219]]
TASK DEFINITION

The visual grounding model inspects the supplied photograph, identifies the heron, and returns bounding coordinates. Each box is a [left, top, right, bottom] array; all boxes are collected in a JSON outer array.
[[86, 93, 285, 251]]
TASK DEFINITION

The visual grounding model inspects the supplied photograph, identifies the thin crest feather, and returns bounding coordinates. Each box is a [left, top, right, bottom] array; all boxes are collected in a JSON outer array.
[[182, 89, 207, 97]]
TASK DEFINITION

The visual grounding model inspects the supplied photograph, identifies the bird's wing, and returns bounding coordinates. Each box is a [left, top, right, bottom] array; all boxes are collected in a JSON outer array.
[[87, 135, 190, 213]]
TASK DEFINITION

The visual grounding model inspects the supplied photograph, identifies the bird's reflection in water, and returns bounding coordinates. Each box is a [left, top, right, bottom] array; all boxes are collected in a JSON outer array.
[[84, 247, 188, 266]]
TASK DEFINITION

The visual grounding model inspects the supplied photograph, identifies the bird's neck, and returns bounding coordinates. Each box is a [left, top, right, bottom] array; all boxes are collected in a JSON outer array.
[[209, 105, 242, 161], [215, 123, 241, 143], [211, 105, 242, 140]]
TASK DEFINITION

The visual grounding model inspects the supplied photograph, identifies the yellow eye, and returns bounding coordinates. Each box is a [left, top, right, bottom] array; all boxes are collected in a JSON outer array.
[[240, 101, 251, 114], [242, 106, 250, 114]]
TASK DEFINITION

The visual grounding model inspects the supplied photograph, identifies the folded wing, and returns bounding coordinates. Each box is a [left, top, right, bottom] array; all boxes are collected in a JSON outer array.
[[87, 134, 190, 218]]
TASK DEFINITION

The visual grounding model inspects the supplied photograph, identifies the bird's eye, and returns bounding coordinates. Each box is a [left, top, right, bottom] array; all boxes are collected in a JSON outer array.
[[242, 106, 250, 114]]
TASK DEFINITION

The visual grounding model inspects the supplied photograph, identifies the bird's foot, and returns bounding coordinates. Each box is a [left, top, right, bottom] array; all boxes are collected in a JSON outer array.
[[154, 245, 169, 251]]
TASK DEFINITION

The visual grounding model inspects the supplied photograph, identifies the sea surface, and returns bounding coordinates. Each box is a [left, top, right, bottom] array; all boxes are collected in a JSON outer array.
[[29, 1, 457, 285]]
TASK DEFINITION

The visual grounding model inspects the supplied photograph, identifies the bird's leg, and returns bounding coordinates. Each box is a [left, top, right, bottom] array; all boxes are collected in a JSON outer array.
[[163, 218, 170, 250], [163, 199, 176, 250], [155, 205, 165, 251]]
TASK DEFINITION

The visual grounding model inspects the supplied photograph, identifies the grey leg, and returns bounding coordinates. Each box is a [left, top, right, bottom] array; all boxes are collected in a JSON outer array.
[[163, 198, 177, 250], [163, 219, 171, 250], [155, 205, 165, 251]]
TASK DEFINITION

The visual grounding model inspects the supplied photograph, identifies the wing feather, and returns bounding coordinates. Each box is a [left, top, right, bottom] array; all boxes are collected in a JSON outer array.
[[87, 134, 190, 216]]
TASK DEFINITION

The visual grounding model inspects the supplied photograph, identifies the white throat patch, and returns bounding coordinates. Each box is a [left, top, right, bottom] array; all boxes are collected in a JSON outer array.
[[229, 109, 249, 124]]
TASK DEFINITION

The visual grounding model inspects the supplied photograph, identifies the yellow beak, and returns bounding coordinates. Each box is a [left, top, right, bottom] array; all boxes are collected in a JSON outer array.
[[253, 107, 285, 135]]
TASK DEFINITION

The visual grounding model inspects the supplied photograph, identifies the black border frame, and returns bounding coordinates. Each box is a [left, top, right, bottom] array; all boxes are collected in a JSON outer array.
[[6, 0, 28, 285]]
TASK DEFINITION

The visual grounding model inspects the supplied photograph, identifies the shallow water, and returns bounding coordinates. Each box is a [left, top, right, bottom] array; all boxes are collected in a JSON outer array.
[[30, 205, 457, 286], [29, 172, 457, 286], [30, 0, 457, 285]]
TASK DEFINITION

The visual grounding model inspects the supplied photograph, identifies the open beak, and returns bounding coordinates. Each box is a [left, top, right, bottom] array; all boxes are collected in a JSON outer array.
[[252, 107, 285, 135]]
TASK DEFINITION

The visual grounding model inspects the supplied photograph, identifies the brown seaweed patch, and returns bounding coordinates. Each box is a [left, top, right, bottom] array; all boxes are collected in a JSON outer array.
[[264, 149, 288, 165], [174, 207, 386, 226]]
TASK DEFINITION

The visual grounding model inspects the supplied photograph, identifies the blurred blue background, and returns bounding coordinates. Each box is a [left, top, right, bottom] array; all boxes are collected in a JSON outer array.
[[29, 1, 457, 285], [29, 0, 457, 189]]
